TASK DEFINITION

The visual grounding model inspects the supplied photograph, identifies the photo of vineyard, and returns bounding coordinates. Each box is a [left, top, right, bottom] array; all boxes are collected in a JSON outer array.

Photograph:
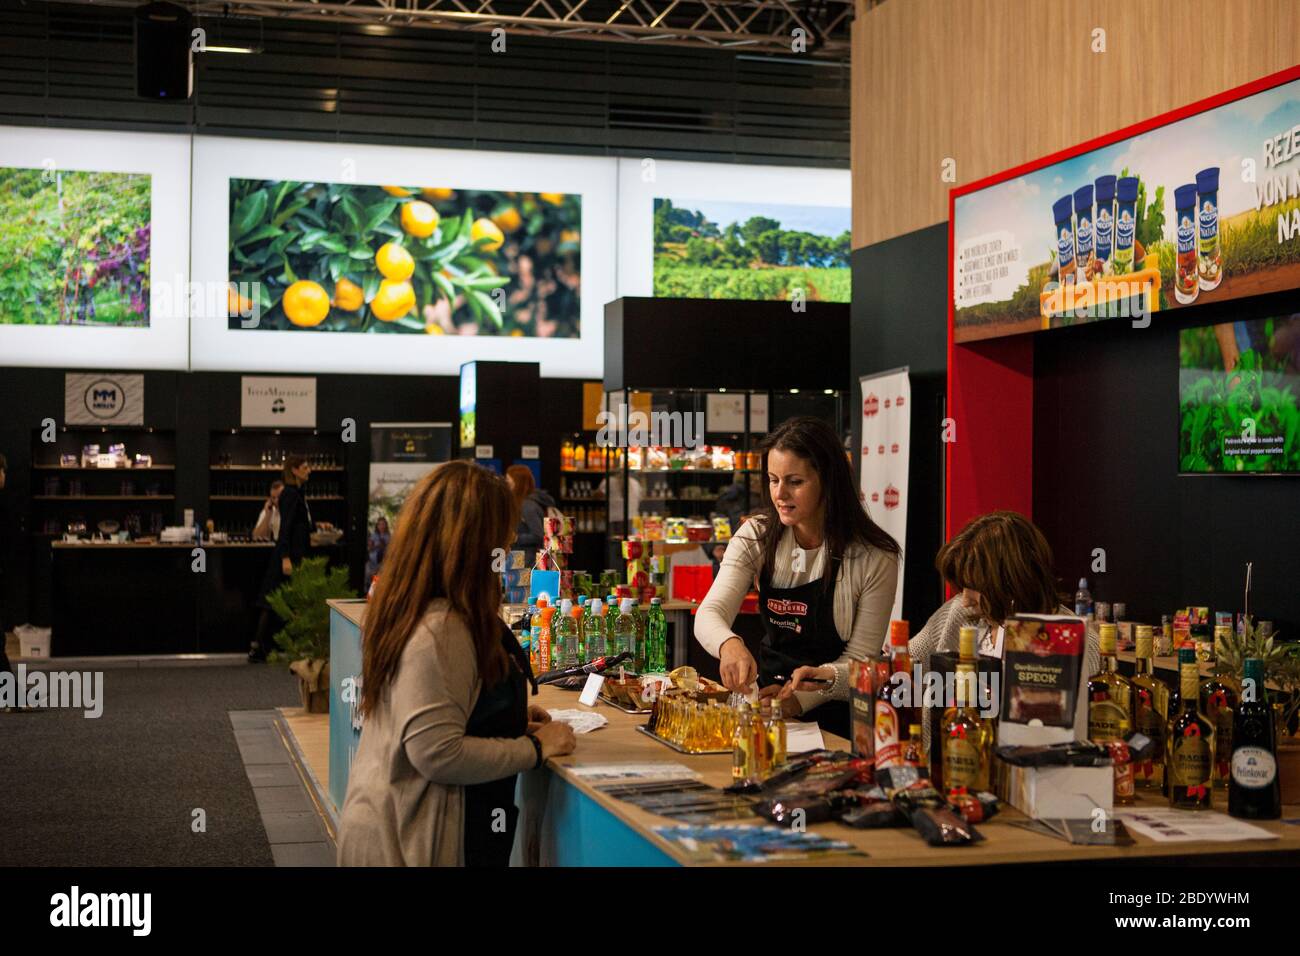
[[0, 167, 151, 326], [653, 197, 850, 302], [1179, 315, 1300, 474]]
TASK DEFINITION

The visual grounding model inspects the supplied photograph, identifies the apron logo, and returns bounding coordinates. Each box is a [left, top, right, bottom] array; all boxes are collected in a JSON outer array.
[[766, 598, 809, 616]]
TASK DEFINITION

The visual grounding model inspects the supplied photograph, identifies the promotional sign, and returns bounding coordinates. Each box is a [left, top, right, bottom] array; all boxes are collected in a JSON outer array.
[[367, 423, 451, 576], [859, 367, 910, 620], [952, 68, 1300, 343], [64, 373, 144, 426], [240, 376, 317, 427]]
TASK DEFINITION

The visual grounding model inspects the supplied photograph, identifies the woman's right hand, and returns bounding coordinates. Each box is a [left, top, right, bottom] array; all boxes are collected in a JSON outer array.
[[719, 637, 758, 692], [533, 720, 576, 760], [779, 665, 835, 698]]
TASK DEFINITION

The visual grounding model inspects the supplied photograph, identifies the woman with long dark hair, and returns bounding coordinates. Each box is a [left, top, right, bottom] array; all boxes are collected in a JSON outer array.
[[694, 416, 900, 738], [338, 461, 575, 866]]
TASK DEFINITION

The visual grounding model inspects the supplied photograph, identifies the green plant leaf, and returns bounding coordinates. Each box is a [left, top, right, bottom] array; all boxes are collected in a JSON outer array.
[[469, 289, 502, 328], [231, 190, 269, 244]]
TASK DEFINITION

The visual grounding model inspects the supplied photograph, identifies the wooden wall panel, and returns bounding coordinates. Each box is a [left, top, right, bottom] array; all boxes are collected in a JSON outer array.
[[852, 0, 1300, 248]]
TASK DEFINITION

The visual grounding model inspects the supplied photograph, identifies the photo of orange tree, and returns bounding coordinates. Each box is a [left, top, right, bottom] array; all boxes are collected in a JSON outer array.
[[0, 167, 150, 326], [228, 180, 580, 336]]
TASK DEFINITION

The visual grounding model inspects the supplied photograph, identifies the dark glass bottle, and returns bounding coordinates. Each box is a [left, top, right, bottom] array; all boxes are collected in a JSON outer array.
[[1168, 647, 1214, 810], [1228, 658, 1281, 820]]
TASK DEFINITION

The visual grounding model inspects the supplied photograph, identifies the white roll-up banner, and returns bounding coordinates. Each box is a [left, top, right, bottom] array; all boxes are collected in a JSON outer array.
[[859, 367, 910, 621]]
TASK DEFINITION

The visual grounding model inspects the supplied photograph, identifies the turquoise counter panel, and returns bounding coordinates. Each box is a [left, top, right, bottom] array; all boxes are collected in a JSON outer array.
[[329, 603, 365, 812]]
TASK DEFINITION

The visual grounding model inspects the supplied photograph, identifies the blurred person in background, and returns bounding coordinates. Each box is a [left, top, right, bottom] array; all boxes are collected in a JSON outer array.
[[252, 480, 284, 542], [249, 456, 313, 662], [366, 516, 391, 582], [505, 464, 556, 566], [338, 461, 575, 866]]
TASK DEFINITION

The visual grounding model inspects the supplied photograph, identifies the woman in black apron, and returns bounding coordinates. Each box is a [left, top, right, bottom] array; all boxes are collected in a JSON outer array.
[[693, 416, 901, 742], [757, 556, 851, 739]]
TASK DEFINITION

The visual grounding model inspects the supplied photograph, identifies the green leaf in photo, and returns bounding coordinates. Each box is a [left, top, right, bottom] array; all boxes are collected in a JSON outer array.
[[469, 289, 502, 328], [364, 199, 399, 233], [231, 190, 269, 244]]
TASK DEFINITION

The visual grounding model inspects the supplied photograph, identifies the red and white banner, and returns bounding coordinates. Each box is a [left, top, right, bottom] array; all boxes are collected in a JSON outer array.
[[859, 367, 910, 620]]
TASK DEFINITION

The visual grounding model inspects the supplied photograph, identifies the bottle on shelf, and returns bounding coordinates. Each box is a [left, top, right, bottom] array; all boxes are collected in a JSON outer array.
[[1168, 646, 1215, 810], [574, 442, 586, 471], [941, 625, 993, 796], [1131, 624, 1169, 789], [1228, 658, 1281, 820], [1200, 664, 1238, 790], [1074, 577, 1093, 620], [554, 599, 579, 668], [561, 439, 573, 472], [1088, 622, 1133, 741]]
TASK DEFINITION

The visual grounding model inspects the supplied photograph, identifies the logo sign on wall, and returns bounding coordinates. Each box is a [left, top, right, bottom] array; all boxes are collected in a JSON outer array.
[[859, 367, 910, 620], [65, 373, 144, 426], [240, 376, 316, 428]]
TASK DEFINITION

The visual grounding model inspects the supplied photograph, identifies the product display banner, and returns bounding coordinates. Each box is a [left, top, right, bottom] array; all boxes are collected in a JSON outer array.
[[64, 372, 144, 426], [951, 69, 1300, 343], [858, 367, 909, 620], [240, 376, 316, 427], [367, 423, 451, 550], [368, 422, 451, 463]]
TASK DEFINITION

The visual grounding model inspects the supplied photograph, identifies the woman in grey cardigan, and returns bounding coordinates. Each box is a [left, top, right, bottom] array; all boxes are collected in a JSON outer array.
[[781, 511, 1101, 751], [338, 462, 576, 867]]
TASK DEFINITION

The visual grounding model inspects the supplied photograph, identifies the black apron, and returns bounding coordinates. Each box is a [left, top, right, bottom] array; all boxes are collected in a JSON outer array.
[[758, 555, 851, 740], [462, 623, 535, 868]]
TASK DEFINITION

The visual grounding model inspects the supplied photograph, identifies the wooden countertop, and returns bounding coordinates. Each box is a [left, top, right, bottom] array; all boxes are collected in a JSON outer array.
[[535, 684, 1300, 867]]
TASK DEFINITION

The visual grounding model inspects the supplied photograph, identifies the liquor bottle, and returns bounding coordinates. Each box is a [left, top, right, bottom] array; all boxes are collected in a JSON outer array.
[[749, 699, 770, 782], [1228, 658, 1281, 820], [1168, 646, 1214, 810], [1088, 623, 1133, 741], [941, 626, 992, 796], [1130, 624, 1169, 789], [647, 598, 668, 672], [887, 620, 914, 729], [1074, 577, 1093, 620], [732, 701, 754, 785], [554, 599, 579, 668], [1200, 666, 1238, 789], [767, 700, 787, 770], [613, 598, 637, 666], [902, 723, 925, 770], [583, 597, 605, 659], [874, 652, 905, 771]]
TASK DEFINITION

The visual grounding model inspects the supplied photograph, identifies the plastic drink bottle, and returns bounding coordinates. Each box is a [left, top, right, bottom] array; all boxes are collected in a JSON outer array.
[[554, 599, 579, 668], [613, 598, 637, 667]]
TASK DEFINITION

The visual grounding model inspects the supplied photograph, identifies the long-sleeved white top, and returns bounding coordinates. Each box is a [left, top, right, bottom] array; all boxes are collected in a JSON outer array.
[[692, 518, 899, 716]]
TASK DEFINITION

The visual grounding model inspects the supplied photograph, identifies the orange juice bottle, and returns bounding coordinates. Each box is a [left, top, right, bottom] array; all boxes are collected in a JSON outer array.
[[561, 440, 573, 472]]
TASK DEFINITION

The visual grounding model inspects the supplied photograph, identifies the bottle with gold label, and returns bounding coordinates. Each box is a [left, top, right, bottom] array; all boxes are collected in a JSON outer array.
[[1088, 622, 1132, 741], [1130, 624, 1168, 789], [1168, 646, 1215, 810], [766, 700, 787, 771], [1199, 665, 1238, 790], [941, 626, 992, 796]]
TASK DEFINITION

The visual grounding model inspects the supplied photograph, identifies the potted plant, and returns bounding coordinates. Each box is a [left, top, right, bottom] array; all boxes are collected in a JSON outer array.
[[266, 556, 358, 714], [1216, 618, 1300, 801]]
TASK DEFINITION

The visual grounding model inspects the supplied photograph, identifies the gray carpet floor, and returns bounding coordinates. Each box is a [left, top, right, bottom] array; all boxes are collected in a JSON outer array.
[[0, 663, 301, 866]]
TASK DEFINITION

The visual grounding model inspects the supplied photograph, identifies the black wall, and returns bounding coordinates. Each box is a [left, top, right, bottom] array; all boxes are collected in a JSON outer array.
[[852, 223, 1300, 635], [1034, 308, 1300, 636], [851, 225, 949, 625], [0, 367, 589, 630]]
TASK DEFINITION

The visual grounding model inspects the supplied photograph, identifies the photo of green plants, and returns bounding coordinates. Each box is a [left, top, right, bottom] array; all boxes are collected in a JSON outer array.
[[653, 198, 850, 302], [1179, 315, 1300, 473], [228, 180, 580, 336], [0, 167, 151, 326]]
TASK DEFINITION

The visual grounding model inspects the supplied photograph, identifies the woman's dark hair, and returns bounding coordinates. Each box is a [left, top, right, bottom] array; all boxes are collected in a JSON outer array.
[[283, 454, 309, 485], [753, 416, 899, 585], [936, 511, 1063, 624]]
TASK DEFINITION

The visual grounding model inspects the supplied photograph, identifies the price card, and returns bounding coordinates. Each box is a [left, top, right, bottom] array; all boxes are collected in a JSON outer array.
[[578, 673, 605, 707]]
